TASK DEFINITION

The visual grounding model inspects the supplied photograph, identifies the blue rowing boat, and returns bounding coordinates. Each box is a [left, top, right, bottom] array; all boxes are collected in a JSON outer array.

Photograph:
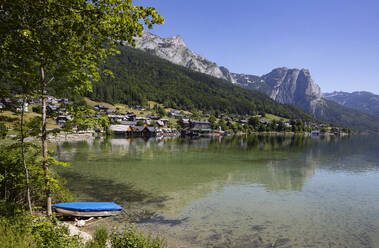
[[53, 202, 123, 217]]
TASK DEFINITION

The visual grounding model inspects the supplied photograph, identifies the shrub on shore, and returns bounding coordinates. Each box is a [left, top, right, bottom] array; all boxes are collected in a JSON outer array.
[[110, 225, 165, 248], [88, 227, 108, 248], [0, 209, 82, 248], [1, 201, 166, 248], [88, 225, 166, 248]]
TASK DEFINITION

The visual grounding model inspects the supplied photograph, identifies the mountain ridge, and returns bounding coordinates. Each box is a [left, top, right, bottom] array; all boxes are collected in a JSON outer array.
[[132, 32, 323, 113], [324, 91, 379, 116], [131, 31, 233, 82], [126, 32, 379, 132]]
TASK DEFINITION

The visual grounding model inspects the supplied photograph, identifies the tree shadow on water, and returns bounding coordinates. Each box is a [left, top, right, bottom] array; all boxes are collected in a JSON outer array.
[[60, 171, 168, 211], [138, 215, 189, 227]]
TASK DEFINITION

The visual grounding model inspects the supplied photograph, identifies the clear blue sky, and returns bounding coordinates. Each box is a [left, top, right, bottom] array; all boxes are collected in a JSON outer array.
[[137, 0, 379, 94]]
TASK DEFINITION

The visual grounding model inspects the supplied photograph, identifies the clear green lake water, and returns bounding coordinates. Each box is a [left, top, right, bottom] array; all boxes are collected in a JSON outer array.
[[54, 135, 379, 248]]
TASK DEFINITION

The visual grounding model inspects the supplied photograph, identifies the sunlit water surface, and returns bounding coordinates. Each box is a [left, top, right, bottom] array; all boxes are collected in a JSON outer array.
[[55, 135, 379, 248]]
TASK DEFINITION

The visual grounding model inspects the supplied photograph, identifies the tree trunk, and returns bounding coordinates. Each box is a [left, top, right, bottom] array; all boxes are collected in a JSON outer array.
[[20, 96, 33, 215], [40, 66, 52, 216], [3, 169, 6, 201]]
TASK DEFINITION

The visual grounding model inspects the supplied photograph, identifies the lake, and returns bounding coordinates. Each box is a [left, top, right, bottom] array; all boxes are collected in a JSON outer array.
[[54, 135, 379, 248]]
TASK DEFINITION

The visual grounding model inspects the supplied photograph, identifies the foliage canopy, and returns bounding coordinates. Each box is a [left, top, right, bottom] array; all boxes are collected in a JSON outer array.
[[1, 0, 164, 94]]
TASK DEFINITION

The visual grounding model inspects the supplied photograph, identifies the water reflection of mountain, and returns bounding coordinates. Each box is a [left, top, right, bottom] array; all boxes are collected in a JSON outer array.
[[307, 135, 379, 173], [55, 135, 376, 214]]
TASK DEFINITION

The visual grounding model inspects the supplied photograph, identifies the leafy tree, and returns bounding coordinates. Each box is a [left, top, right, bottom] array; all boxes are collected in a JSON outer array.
[[19, 96, 32, 214], [0, 142, 73, 209], [258, 124, 266, 132], [217, 118, 227, 131], [277, 121, 285, 132], [1, 0, 163, 215], [32, 105, 42, 114], [230, 123, 238, 133], [191, 111, 199, 119], [136, 120, 144, 126], [61, 121, 74, 133], [0, 123, 7, 139], [97, 115, 111, 134], [237, 124, 244, 132], [208, 115, 216, 123], [208, 115, 217, 129], [248, 117, 259, 129], [156, 106, 166, 118]]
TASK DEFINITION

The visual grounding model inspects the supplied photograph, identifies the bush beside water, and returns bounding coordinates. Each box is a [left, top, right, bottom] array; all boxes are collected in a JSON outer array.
[[0, 201, 166, 248], [0, 209, 81, 248], [110, 225, 165, 248]]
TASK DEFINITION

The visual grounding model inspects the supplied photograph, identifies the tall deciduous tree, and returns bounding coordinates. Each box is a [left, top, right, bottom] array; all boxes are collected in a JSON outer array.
[[1, 0, 164, 215]]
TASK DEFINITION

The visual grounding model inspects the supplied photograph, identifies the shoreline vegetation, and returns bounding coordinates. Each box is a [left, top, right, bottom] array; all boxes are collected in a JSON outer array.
[[0, 209, 167, 248], [1, 95, 352, 144], [5, 130, 350, 144]]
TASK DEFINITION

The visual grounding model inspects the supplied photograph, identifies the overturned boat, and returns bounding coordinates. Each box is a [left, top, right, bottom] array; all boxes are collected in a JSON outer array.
[[53, 202, 123, 217]]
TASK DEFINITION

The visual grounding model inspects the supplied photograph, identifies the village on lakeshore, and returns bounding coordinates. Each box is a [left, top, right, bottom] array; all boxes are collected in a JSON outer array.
[[0, 95, 352, 140]]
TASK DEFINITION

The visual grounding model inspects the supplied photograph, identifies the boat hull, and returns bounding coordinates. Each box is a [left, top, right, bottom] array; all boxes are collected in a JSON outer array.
[[55, 207, 122, 217]]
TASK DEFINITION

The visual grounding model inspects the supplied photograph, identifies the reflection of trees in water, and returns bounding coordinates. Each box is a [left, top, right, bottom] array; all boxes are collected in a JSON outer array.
[[54, 135, 379, 215], [308, 135, 379, 172], [207, 135, 315, 152], [262, 158, 317, 191], [54, 136, 332, 212], [54, 135, 379, 247], [60, 135, 318, 157]]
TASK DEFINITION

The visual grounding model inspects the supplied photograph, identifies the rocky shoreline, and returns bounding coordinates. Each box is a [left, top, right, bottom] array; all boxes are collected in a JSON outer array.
[[47, 132, 101, 143], [18, 130, 348, 145]]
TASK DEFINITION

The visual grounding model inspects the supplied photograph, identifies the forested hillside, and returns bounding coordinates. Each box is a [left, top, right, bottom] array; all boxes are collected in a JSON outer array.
[[314, 100, 379, 133], [88, 46, 314, 121], [324, 91, 379, 116]]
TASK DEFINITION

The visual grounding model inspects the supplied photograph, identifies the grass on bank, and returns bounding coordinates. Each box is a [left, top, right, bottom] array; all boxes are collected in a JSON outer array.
[[0, 211, 81, 248], [0, 110, 59, 129], [0, 209, 166, 248], [84, 97, 183, 127], [261, 113, 289, 123], [89, 225, 166, 248]]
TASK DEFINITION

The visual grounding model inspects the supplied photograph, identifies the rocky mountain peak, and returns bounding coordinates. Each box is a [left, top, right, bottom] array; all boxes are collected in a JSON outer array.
[[219, 66, 237, 84], [171, 35, 186, 46], [132, 31, 229, 81], [262, 67, 323, 113]]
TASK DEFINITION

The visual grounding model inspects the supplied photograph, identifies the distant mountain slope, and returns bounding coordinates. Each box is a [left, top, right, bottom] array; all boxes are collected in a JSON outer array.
[[235, 72, 379, 133], [230, 72, 272, 94], [324, 91, 379, 116], [89, 46, 314, 121], [313, 99, 379, 133]]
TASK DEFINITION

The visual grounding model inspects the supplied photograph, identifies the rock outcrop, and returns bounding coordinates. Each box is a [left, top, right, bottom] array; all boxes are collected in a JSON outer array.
[[261, 68, 324, 113], [133, 31, 230, 81]]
